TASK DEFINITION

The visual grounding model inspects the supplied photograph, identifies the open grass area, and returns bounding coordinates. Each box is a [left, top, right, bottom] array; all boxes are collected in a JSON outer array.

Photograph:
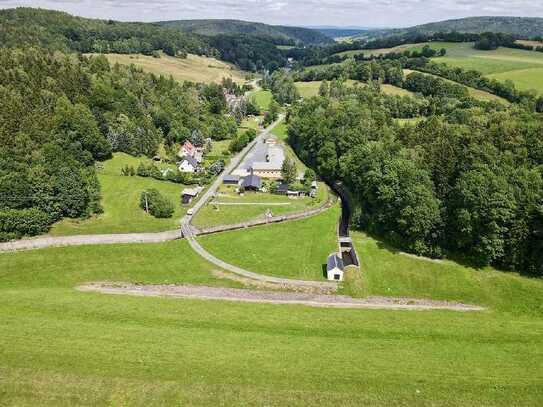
[[198, 203, 340, 280], [271, 121, 288, 140], [193, 182, 328, 229], [250, 89, 273, 111], [343, 232, 543, 317], [50, 153, 186, 236], [2, 224, 543, 404], [90, 53, 246, 84], [295, 80, 413, 99]]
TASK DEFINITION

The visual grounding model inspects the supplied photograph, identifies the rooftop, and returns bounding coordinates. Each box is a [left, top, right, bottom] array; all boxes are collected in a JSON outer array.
[[327, 253, 345, 271]]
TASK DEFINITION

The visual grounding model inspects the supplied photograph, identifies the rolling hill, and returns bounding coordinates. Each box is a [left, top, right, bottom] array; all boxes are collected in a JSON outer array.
[[157, 19, 334, 45], [357, 16, 543, 40]]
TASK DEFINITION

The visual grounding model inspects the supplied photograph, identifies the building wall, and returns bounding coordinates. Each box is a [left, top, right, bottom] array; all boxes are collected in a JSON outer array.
[[327, 268, 344, 281], [253, 169, 282, 179]]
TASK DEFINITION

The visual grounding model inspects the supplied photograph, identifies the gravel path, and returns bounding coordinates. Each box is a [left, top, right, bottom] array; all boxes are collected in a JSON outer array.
[[78, 282, 485, 311], [0, 230, 182, 252]]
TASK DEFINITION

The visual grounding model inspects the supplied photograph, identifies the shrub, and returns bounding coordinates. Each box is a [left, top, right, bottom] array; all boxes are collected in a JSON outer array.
[[0, 208, 53, 238], [140, 189, 174, 218]]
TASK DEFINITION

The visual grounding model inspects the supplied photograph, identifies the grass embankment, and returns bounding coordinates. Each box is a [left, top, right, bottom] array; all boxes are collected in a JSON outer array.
[[90, 53, 246, 84], [50, 153, 186, 236], [1, 232, 543, 405], [198, 202, 340, 280]]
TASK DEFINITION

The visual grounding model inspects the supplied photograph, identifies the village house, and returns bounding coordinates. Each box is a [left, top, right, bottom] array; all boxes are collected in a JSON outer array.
[[178, 156, 200, 173], [178, 140, 197, 158], [251, 143, 285, 179], [326, 253, 345, 281]]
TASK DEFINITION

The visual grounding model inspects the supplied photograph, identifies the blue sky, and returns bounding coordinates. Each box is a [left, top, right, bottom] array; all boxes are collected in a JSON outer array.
[[1, 0, 542, 27]]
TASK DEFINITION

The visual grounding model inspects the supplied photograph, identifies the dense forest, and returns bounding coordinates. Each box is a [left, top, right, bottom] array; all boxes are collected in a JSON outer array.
[[287, 85, 543, 276], [0, 8, 214, 57], [158, 19, 333, 45], [0, 47, 236, 240]]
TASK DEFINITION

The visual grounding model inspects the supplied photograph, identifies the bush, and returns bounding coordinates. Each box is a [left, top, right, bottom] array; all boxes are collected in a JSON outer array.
[[140, 189, 174, 218], [0, 208, 53, 238]]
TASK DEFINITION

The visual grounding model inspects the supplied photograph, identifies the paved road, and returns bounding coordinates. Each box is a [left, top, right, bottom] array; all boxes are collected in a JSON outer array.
[[0, 230, 182, 252], [79, 282, 485, 311]]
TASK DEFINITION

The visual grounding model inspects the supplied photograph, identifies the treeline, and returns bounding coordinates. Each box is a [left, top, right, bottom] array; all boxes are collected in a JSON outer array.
[[0, 8, 214, 57], [209, 35, 287, 72], [0, 47, 238, 239], [287, 86, 543, 276]]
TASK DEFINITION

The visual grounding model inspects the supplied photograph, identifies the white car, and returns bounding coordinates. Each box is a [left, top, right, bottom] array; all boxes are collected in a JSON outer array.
[[187, 209, 194, 216]]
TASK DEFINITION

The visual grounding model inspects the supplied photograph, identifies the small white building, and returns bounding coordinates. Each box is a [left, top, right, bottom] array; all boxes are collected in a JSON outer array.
[[178, 156, 200, 173], [326, 253, 345, 281]]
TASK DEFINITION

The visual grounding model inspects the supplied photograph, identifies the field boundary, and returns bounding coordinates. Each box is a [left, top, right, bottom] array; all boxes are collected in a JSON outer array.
[[78, 282, 485, 311]]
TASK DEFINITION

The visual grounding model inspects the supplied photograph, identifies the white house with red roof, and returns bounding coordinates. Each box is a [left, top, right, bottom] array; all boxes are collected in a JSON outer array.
[[178, 140, 196, 158]]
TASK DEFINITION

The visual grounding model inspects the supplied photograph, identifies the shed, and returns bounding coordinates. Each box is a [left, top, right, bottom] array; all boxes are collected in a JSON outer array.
[[181, 187, 202, 205], [326, 253, 345, 281], [242, 174, 262, 191], [223, 174, 241, 185], [275, 183, 289, 195]]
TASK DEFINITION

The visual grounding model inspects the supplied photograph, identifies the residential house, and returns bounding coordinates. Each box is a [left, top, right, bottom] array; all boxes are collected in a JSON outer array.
[[179, 140, 196, 158], [178, 156, 200, 173], [326, 253, 345, 281]]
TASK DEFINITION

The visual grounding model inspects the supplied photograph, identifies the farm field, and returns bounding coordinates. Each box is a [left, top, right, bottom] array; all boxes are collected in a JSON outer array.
[[192, 182, 328, 229], [49, 154, 186, 236], [88, 53, 246, 84], [338, 41, 543, 94], [2, 226, 543, 404], [198, 203, 340, 280]]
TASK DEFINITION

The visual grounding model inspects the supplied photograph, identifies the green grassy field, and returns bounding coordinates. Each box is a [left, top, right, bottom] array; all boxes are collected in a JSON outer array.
[[338, 42, 543, 94], [89, 53, 247, 84], [50, 154, 186, 236], [193, 182, 328, 229], [271, 121, 288, 140], [2, 226, 543, 404], [250, 90, 274, 111], [198, 203, 340, 280]]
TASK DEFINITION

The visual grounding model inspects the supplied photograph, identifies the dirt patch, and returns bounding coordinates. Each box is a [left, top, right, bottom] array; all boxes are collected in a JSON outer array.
[[77, 282, 485, 312]]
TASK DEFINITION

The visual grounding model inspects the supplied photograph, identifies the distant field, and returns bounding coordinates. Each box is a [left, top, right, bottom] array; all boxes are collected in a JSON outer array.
[[50, 153, 186, 236], [199, 202, 340, 280], [295, 80, 413, 98], [89, 53, 246, 84], [338, 42, 543, 94], [403, 68, 510, 103], [276, 45, 295, 50]]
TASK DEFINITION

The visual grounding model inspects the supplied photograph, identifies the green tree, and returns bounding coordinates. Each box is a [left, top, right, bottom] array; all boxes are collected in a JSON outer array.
[[281, 156, 297, 185]]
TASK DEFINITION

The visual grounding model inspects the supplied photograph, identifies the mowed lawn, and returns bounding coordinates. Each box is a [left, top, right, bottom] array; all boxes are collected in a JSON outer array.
[[193, 183, 329, 229], [1, 231, 543, 404], [50, 153, 186, 236], [89, 53, 246, 84], [198, 203, 340, 280]]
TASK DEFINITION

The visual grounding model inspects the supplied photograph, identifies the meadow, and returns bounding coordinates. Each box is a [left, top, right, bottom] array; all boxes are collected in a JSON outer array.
[[90, 53, 246, 84], [1, 224, 543, 405], [337, 41, 543, 94], [49, 153, 186, 236], [250, 89, 274, 111]]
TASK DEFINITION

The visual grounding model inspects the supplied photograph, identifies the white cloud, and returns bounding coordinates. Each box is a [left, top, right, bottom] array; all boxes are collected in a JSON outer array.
[[0, 0, 542, 27]]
